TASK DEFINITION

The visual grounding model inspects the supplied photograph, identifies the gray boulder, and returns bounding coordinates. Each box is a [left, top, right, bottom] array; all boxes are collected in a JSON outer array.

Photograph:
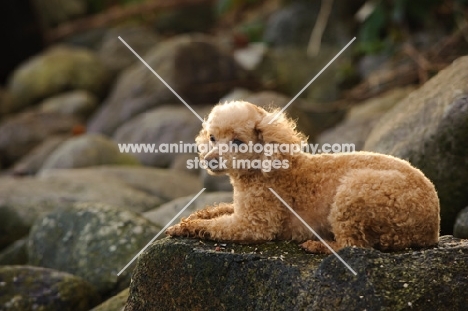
[[28, 202, 161, 295], [364, 56, 468, 234], [88, 34, 249, 135], [38, 90, 98, 119], [98, 26, 159, 74], [12, 135, 68, 176], [40, 134, 140, 171], [113, 105, 208, 167], [454, 206, 468, 238], [0, 168, 164, 245], [0, 238, 28, 265], [125, 236, 468, 310], [91, 288, 129, 311], [0, 265, 99, 311], [143, 191, 233, 228], [0, 112, 81, 167], [7, 45, 110, 111], [318, 87, 414, 150]]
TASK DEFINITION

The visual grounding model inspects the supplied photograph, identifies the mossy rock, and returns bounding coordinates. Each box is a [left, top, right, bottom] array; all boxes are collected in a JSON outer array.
[[125, 236, 468, 310], [364, 56, 468, 234], [28, 202, 161, 296], [0, 265, 100, 311]]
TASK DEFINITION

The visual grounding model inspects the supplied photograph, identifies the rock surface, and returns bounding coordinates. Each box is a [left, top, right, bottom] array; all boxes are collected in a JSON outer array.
[[113, 105, 207, 167], [38, 90, 98, 119], [0, 238, 28, 265], [7, 45, 109, 111], [364, 56, 468, 234], [91, 288, 129, 311], [88, 34, 249, 135], [0, 112, 81, 167], [0, 265, 99, 311], [12, 135, 68, 176], [318, 87, 414, 150], [125, 236, 468, 311], [454, 206, 468, 238], [98, 26, 159, 74], [28, 202, 161, 295], [40, 134, 140, 171], [143, 191, 233, 228]]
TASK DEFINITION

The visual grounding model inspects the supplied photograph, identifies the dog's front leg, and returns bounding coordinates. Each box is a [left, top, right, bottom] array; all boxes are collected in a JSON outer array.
[[166, 214, 278, 243], [184, 203, 234, 221]]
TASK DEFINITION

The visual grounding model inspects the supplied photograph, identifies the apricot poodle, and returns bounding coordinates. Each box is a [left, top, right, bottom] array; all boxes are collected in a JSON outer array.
[[166, 101, 440, 253]]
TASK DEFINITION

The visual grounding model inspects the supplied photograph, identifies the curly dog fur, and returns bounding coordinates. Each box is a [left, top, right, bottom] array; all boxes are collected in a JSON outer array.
[[166, 101, 440, 253]]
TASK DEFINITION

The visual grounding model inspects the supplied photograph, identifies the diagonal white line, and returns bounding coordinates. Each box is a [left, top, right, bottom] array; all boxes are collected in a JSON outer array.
[[118, 36, 204, 123], [268, 188, 357, 276], [268, 37, 356, 124], [117, 188, 206, 276]]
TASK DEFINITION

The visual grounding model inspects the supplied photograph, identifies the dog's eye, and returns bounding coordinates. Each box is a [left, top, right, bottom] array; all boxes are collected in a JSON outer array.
[[209, 135, 216, 142], [232, 139, 244, 146]]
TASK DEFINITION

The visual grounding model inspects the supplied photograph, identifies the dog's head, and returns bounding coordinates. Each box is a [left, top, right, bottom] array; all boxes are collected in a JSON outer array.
[[196, 101, 306, 176]]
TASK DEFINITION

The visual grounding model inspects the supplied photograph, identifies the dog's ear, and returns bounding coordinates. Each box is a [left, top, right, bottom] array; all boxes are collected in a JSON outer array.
[[254, 109, 307, 175], [255, 109, 306, 146], [196, 123, 210, 159]]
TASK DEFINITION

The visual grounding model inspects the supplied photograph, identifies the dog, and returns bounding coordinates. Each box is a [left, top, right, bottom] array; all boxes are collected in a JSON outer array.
[[166, 101, 440, 253]]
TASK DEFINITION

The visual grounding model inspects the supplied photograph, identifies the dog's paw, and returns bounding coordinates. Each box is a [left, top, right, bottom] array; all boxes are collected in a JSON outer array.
[[300, 240, 332, 254], [166, 224, 189, 237]]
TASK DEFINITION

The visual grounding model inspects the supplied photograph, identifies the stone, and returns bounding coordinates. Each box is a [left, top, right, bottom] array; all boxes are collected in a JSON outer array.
[[113, 105, 208, 167], [28, 202, 161, 295], [7, 45, 110, 111], [454, 206, 468, 238], [0, 265, 99, 311], [0, 204, 29, 249], [317, 87, 415, 150], [364, 56, 468, 234], [0, 238, 28, 265], [12, 135, 68, 176], [125, 236, 468, 310], [91, 288, 129, 311], [0, 112, 81, 167], [98, 26, 159, 74], [38, 166, 201, 203], [200, 170, 233, 192], [143, 192, 233, 228], [38, 90, 98, 119], [40, 134, 140, 171], [0, 168, 164, 241], [88, 34, 250, 135]]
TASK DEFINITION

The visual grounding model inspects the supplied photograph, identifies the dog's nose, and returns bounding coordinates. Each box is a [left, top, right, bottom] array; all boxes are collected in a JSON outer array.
[[205, 157, 220, 170]]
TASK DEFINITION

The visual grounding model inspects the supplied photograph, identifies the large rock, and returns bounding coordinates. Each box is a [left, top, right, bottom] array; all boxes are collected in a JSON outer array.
[[125, 236, 468, 310], [143, 192, 233, 228], [7, 45, 110, 112], [0, 265, 99, 311], [38, 166, 202, 203], [12, 135, 68, 176], [317, 87, 415, 150], [454, 206, 468, 238], [40, 134, 140, 171], [98, 26, 159, 74], [113, 105, 207, 167], [364, 56, 468, 234], [28, 202, 161, 295], [38, 90, 98, 119], [91, 288, 129, 311], [0, 238, 28, 265], [88, 34, 250, 135], [0, 112, 81, 167], [0, 168, 165, 244]]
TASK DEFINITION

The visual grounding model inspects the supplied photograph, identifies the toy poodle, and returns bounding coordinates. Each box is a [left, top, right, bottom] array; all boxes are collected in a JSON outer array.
[[166, 101, 440, 253]]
